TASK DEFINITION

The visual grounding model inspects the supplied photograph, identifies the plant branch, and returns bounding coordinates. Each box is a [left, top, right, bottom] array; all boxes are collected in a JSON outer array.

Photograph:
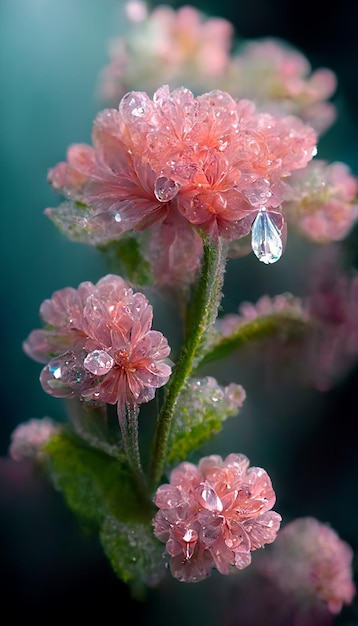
[[149, 235, 227, 490]]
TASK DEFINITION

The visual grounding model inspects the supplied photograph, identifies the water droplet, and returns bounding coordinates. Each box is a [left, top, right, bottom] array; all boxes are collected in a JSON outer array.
[[183, 528, 198, 543], [120, 91, 151, 121], [251, 208, 283, 264], [197, 483, 223, 512], [43, 351, 88, 394], [154, 176, 180, 202], [84, 350, 114, 376], [114, 212, 122, 223], [49, 363, 62, 379]]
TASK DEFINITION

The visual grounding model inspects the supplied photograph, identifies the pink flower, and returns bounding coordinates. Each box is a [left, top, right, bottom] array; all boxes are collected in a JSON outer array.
[[283, 160, 358, 243], [305, 246, 358, 390], [46, 85, 317, 262], [152, 453, 281, 582], [227, 38, 337, 134], [9, 418, 59, 463], [23, 274, 172, 414], [97, 4, 235, 103], [143, 210, 203, 292], [259, 517, 356, 615], [216, 292, 306, 337]]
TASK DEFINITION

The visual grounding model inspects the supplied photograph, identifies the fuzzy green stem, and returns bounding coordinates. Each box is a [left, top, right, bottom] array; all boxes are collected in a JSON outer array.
[[149, 236, 227, 490], [118, 402, 148, 503]]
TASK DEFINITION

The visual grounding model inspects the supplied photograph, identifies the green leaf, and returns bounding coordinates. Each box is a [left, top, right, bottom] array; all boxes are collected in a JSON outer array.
[[99, 236, 153, 286], [166, 377, 246, 464], [100, 515, 166, 590], [44, 430, 145, 528], [45, 201, 104, 244], [44, 430, 164, 588], [65, 398, 126, 461], [196, 311, 309, 369]]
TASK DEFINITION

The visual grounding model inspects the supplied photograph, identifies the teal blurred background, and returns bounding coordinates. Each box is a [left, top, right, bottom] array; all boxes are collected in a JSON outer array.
[[1, 0, 358, 622]]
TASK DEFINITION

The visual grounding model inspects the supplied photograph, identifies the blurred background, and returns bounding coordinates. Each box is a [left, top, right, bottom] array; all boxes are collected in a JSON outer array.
[[1, 0, 358, 623]]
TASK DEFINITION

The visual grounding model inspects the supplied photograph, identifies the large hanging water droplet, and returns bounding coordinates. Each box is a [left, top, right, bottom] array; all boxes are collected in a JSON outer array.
[[154, 176, 180, 202], [251, 208, 283, 264]]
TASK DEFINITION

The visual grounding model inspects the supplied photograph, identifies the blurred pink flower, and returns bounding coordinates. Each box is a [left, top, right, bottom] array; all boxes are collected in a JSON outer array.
[[152, 453, 281, 582], [259, 517, 356, 615], [215, 247, 358, 391], [9, 418, 59, 463], [98, 4, 235, 103], [227, 38, 337, 135], [305, 245, 358, 390], [216, 292, 306, 337], [98, 7, 336, 137], [23, 274, 172, 414], [46, 85, 317, 265], [283, 160, 358, 243]]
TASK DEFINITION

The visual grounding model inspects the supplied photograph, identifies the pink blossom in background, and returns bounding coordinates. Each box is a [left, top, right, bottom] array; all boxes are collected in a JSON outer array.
[[98, 6, 336, 136], [224, 518, 355, 626], [216, 292, 306, 337], [124, 0, 148, 23], [259, 517, 356, 615], [227, 38, 337, 134], [9, 418, 59, 463], [98, 3, 235, 102], [152, 453, 281, 582], [23, 274, 172, 414], [283, 160, 358, 243], [305, 245, 358, 390], [46, 85, 317, 256], [214, 248, 358, 392]]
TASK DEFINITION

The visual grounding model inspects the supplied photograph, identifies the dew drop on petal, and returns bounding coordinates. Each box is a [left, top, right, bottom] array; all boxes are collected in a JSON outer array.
[[120, 91, 151, 121], [183, 528, 198, 543], [43, 351, 87, 394], [197, 484, 223, 512], [154, 176, 180, 202], [84, 350, 114, 376], [251, 208, 283, 264]]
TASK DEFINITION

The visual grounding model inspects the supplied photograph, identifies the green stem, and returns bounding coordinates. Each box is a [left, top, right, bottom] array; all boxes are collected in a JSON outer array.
[[149, 235, 227, 490], [118, 402, 148, 503]]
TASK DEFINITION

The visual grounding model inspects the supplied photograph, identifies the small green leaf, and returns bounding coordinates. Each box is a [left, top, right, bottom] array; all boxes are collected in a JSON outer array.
[[44, 430, 144, 527], [197, 312, 309, 369], [100, 515, 166, 589], [99, 236, 153, 286], [65, 398, 126, 461], [167, 377, 246, 464], [45, 201, 103, 244]]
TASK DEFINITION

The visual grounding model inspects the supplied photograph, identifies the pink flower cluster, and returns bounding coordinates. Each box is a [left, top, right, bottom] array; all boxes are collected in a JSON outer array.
[[152, 453, 281, 582], [9, 418, 59, 463], [98, 5, 337, 136], [228, 38, 337, 134], [215, 250, 358, 392], [98, 3, 235, 103], [284, 160, 358, 243], [216, 292, 306, 337], [23, 274, 172, 416], [306, 246, 358, 390], [46, 85, 317, 280], [259, 517, 356, 615]]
